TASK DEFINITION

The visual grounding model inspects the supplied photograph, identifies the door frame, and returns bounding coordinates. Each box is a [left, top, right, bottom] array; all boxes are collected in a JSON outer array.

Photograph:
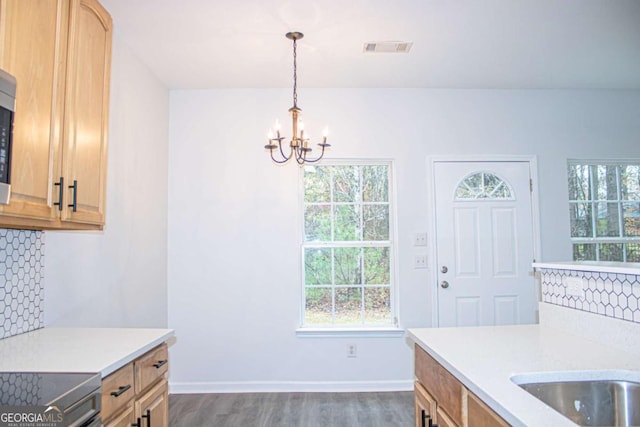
[[427, 155, 542, 327]]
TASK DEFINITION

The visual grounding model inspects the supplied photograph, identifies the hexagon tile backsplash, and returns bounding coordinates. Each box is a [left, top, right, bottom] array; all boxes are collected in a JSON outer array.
[[540, 268, 640, 324], [0, 229, 44, 339]]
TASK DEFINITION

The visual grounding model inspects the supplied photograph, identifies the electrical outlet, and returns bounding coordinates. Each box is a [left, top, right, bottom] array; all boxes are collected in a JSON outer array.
[[414, 254, 428, 269], [347, 344, 357, 358], [565, 276, 585, 297], [414, 232, 428, 246]]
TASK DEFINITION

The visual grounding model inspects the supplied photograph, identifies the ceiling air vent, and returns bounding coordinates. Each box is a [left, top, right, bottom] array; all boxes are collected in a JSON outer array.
[[363, 41, 413, 53]]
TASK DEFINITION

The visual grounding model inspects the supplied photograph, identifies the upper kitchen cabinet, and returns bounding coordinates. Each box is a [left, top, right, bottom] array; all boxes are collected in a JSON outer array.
[[0, 0, 111, 230]]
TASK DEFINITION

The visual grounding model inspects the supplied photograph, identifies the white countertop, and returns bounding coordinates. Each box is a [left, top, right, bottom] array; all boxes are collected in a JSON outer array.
[[0, 327, 174, 377], [407, 306, 640, 426], [533, 260, 640, 275]]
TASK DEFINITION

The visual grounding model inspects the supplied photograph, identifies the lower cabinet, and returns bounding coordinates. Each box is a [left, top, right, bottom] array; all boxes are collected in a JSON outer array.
[[414, 344, 510, 427], [102, 343, 169, 427], [134, 378, 169, 427]]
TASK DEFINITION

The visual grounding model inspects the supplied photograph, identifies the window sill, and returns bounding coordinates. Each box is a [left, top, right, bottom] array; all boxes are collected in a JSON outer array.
[[295, 327, 405, 338]]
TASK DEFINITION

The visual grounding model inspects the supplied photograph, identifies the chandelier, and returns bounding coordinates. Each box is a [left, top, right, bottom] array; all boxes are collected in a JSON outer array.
[[264, 32, 330, 165]]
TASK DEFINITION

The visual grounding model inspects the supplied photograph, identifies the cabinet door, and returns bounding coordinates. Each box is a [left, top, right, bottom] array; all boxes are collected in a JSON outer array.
[[467, 391, 510, 427], [0, 0, 66, 224], [415, 382, 437, 427], [436, 408, 458, 427], [135, 378, 168, 427], [104, 403, 135, 427], [61, 0, 111, 226]]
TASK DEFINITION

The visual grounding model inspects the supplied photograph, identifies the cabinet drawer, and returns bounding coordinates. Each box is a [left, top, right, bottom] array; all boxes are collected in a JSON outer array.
[[102, 362, 135, 421], [135, 343, 169, 393], [415, 344, 463, 426]]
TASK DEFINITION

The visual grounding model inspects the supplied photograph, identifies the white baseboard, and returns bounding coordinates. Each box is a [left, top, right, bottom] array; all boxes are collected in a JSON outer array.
[[169, 380, 414, 394]]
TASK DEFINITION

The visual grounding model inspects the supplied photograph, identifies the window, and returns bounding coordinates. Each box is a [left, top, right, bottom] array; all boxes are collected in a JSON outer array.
[[455, 171, 514, 200], [302, 161, 395, 328], [568, 161, 640, 262]]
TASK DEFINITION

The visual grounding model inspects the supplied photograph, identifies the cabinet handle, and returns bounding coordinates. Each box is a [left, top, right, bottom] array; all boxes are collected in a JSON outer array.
[[141, 409, 151, 427], [110, 384, 131, 397], [131, 418, 141, 427], [421, 410, 438, 427], [53, 177, 64, 211], [153, 359, 168, 369], [68, 179, 77, 212]]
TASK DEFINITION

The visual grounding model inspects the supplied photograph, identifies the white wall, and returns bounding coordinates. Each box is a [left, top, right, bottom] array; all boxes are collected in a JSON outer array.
[[44, 34, 170, 328], [167, 88, 640, 391]]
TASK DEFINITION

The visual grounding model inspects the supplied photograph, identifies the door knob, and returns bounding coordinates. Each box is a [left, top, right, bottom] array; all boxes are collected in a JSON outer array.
[[440, 281, 449, 289], [441, 266, 448, 274]]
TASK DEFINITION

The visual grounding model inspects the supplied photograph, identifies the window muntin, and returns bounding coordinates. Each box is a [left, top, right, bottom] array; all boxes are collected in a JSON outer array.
[[454, 171, 514, 200], [568, 162, 640, 262], [302, 162, 395, 327]]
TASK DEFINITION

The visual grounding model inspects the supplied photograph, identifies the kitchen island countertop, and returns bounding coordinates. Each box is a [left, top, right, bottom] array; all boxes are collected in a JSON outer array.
[[408, 305, 640, 427], [0, 327, 174, 377]]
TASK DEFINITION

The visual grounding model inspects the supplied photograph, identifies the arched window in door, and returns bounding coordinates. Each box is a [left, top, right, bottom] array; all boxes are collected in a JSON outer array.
[[454, 171, 515, 200]]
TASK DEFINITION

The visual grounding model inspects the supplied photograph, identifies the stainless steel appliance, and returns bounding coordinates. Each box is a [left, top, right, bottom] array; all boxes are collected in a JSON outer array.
[[0, 372, 101, 426], [0, 68, 16, 204]]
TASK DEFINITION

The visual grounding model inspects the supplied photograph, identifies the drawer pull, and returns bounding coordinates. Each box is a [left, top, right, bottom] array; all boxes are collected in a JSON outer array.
[[110, 384, 131, 397], [153, 359, 168, 369], [132, 417, 141, 427], [54, 177, 64, 211], [142, 409, 151, 426], [68, 179, 78, 212]]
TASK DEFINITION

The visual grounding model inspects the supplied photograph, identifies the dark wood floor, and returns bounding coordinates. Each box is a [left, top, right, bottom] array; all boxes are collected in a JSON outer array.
[[169, 391, 414, 426]]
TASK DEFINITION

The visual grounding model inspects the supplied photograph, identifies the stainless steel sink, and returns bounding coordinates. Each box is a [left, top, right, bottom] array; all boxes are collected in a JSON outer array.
[[517, 379, 640, 426]]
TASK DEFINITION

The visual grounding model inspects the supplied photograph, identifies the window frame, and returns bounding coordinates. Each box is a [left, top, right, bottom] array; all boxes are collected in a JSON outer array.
[[568, 159, 640, 262], [297, 159, 401, 335]]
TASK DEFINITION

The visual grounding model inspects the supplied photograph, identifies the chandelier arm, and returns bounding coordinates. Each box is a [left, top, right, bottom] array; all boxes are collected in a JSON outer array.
[[270, 148, 292, 164], [277, 140, 292, 161], [297, 146, 326, 164]]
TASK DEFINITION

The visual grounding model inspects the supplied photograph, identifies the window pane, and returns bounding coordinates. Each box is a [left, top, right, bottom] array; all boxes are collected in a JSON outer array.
[[364, 247, 390, 284], [304, 248, 331, 285], [568, 164, 591, 201], [598, 243, 623, 261], [363, 205, 389, 240], [334, 205, 361, 241], [304, 166, 330, 203], [621, 165, 640, 201], [305, 288, 332, 324], [573, 244, 596, 261], [332, 166, 359, 202], [622, 202, 640, 237], [593, 165, 619, 201], [455, 172, 512, 200], [304, 205, 331, 241], [362, 165, 388, 202], [335, 287, 362, 324], [364, 287, 391, 325], [626, 243, 640, 262], [595, 202, 620, 237], [334, 248, 362, 285], [569, 202, 593, 238]]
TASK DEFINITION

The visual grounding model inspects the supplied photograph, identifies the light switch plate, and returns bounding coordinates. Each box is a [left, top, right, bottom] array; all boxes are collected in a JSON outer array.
[[414, 232, 427, 246], [414, 254, 428, 269]]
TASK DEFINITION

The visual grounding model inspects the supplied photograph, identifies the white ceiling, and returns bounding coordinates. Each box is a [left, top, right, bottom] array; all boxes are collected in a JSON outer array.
[[100, 0, 640, 90]]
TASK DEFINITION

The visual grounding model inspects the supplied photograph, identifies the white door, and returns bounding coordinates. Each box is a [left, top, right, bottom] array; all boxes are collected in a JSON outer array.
[[434, 161, 537, 327]]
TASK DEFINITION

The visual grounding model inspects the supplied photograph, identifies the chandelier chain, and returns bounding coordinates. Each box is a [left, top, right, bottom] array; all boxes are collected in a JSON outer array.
[[292, 37, 298, 108]]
